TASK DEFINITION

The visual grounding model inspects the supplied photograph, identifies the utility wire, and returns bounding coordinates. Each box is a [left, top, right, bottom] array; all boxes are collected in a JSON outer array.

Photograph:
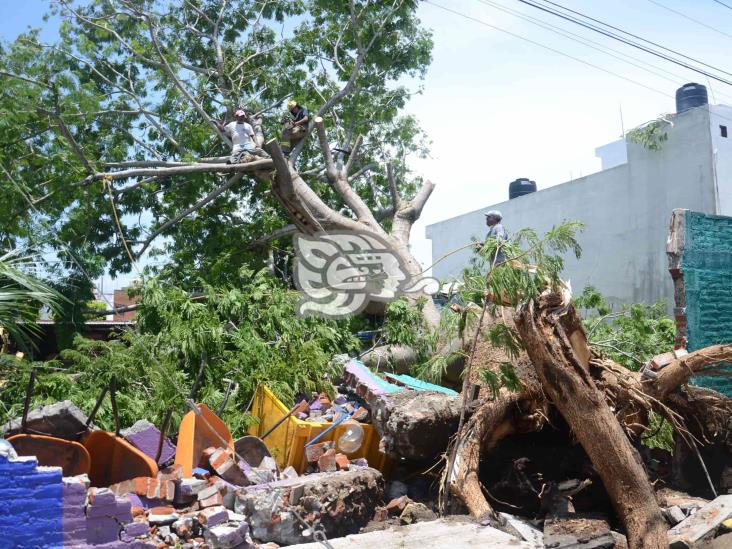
[[476, 0, 732, 102], [423, 1, 669, 97], [427, 1, 732, 129], [521, 0, 732, 80], [712, 0, 732, 10], [646, 0, 732, 39]]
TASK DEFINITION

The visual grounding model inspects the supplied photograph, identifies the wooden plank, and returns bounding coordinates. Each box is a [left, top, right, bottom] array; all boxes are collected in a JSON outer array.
[[668, 495, 732, 548]]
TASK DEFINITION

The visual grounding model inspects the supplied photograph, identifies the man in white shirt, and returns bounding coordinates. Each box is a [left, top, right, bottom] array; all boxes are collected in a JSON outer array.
[[216, 109, 269, 164]]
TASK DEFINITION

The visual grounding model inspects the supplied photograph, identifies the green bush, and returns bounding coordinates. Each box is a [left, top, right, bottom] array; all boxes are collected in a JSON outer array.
[[0, 268, 359, 437]]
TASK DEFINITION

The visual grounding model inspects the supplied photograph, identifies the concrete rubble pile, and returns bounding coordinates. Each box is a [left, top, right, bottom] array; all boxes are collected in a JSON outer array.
[[3, 355, 732, 548]]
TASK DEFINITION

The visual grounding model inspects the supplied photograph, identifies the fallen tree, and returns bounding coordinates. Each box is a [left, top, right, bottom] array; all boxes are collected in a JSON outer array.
[[444, 290, 732, 549], [430, 226, 732, 549]]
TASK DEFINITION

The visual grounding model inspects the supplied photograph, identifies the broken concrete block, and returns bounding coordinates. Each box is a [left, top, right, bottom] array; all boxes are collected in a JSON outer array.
[[148, 505, 179, 525], [282, 465, 299, 479], [371, 390, 462, 461], [668, 495, 732, 548], [209, 447, 249, 486], [499, 512, 543, 546], [198, 505, 229, 527], [663, 505, 688, 525], [124, 520, 150, 538], [235, 468, 384, 545], [285, 517, 535, 548], [200, 491, 224, 508], [543, 513, 614, 549], [2, 400, 90, 440], [342, 359, 402, 404], [121, 419, 177, 466], [399, 502, 437, 525], [205, 520, 253, 548]]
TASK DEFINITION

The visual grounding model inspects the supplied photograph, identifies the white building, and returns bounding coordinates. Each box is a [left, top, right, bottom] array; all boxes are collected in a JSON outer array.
[[425, 101, 732, 307]]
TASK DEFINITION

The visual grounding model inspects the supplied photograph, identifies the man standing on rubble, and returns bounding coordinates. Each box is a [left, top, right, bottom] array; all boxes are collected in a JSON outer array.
[[282, 100, 310, 155], [482, 210, 507, 265], [216, 109, 269, 164]]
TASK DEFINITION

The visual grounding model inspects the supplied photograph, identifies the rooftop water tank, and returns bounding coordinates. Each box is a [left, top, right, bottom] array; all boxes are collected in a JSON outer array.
[[676, 83, 708, 114], [509, 178, 537, 200]]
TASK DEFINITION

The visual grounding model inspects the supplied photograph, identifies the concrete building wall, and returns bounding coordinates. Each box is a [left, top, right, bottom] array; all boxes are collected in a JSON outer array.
[[710, 104, 732, 215], [426, 105, 720, 308]]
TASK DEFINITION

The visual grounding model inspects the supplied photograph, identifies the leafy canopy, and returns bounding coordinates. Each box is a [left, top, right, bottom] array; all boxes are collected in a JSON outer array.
[[0, 268, 359, 436], [0, 0, 433, 291]]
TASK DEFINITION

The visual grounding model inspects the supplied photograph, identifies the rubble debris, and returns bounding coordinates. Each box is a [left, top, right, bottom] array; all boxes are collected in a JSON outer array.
[[2, 400, 90, 440], [399, 502, 437, 524], [285, 517, 539, 548], [205, 520, 254, 548], [499, 512, 544, 546], [207, 446, 249, 485], [121, 419, 176, 466], [235, 467, 383, 545], [386, 495, 412, 515], [371, 390, 461, 461], [663, 505, 689, 526], [668, 494, 732, 548], [543, 513, 615, 549]]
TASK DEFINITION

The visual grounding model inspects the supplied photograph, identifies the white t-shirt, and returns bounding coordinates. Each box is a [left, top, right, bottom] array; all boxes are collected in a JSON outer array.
[[224, 121, 255, 151]]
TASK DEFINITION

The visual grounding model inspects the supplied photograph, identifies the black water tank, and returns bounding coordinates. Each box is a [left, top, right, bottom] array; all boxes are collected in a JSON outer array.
[[509, 178, 537, 200], [676, 83, 708, 113]]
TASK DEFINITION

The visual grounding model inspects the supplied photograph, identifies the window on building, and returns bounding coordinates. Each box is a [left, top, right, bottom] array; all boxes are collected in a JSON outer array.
[[721, 125, 728, 138]]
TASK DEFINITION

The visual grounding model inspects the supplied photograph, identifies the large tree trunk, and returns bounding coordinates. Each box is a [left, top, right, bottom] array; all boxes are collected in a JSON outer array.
[[514, 294, 667, 549]]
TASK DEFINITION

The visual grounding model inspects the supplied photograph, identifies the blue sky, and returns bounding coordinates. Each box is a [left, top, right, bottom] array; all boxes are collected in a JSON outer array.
[[3, 0, 732, 280]]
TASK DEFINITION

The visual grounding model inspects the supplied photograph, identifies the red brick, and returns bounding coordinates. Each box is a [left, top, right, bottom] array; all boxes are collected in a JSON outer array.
[[305, 441, 334, 463], [199, 492, 223, 508], [335, 453, 349, 470]]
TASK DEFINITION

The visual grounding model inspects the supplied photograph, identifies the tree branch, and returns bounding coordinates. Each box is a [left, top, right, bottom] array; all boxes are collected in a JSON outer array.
[[136, 173, 244, 257], [344, 134, 362, 175], [386, 162, 400, 209], [245, 224, 298, 250], [314, 117, 338, 181]]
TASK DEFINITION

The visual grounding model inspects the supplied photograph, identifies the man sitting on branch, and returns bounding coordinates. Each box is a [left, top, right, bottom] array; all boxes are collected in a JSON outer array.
[[216, 109, 269, 164]]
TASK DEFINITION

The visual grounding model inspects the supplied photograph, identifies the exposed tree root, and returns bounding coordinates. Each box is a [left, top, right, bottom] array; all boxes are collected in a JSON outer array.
[[445, 388, 547, 518]]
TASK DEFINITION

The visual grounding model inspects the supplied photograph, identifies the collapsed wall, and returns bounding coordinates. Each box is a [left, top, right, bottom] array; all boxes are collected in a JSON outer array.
[[667, 209, 732, 396]]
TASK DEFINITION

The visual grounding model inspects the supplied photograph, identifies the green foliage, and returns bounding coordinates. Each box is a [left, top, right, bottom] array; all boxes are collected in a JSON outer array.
[[409, 221, 585, 388], [575, 286, 677, 450], [641, 411, 675, 452], [0, 0, 434, 288], [626, 118, 669, 151], [577, 286, 676, 371], [0, 268, 359, 437], [0, 251, 66, 353], [479, 362, 524, 399]]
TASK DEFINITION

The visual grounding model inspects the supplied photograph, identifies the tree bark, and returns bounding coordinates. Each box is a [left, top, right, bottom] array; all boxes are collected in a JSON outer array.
[[514, 295, 667, 549]]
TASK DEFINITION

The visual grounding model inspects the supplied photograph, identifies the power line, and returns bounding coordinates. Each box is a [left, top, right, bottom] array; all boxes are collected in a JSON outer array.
[[425, 0, 732, 129], [475, 0, 732, 102], [522, 0, 732, 80], [646, 0, 732, 39], [423, 1, 669, 97], [712, 0, 732, 10]]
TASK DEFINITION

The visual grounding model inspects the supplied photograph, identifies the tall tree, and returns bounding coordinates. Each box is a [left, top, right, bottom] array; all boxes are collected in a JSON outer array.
[[0, 0, 434, 303]]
